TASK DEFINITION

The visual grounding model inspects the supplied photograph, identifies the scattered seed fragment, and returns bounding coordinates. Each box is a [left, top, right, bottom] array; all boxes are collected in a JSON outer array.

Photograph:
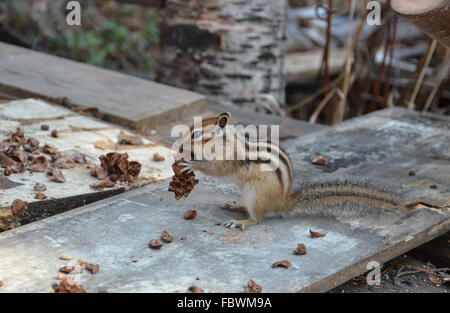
[[153, 153, 165, 161], [312, 155, 327, 165], [409, 170, 416, 176], [51, 130, 58, 138], [34, 183, 47, 192], [41, 124, 50, 131], [271, 260, 291, 269], [52, 279, 86, 293], [0, 280, 3, 287], [161, 230, 174, 243], [12, 199, 27, 215], [59, 266, 82, 274], [293, 243, 307, 255], [181, 237, 187, 240], [184, 210, 197, 220], [35, 192, 47, 200], [47, 167, 66, 183], [310, 229, 326, 238], [149, 239, 162, 249], [57, 273, 65, 280], [85, 263, 99, 274], [245, 280, 262, 293], [60, 255, 72, 261], [188, 285, 204, 293]]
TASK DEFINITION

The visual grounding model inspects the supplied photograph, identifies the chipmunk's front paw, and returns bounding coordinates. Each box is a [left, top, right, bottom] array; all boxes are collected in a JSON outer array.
[[179, 160, 204, 174]]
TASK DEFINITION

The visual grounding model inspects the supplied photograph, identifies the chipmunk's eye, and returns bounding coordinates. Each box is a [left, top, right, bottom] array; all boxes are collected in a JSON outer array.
[[192, 130, 202, 139]]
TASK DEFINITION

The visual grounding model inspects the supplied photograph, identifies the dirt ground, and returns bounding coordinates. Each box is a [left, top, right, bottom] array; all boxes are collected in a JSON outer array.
[[330, 233, 450, 293]]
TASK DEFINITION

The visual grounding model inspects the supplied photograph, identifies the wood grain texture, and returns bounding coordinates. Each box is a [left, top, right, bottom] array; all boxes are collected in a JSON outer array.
[[0, 43, 206, 133]]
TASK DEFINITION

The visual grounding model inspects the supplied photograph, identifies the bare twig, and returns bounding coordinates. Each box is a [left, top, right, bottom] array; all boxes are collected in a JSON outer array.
[[331, 0, 356, 125], [390, 261, 450, 279], [309, 87, 339, 124], [322, 0, 333, 98], [383, 15, 398, 108], [422, 52, 450, 113], [407, 39, 438, 110], [287, 73, 344, 114], [369, 18, 391, 112]]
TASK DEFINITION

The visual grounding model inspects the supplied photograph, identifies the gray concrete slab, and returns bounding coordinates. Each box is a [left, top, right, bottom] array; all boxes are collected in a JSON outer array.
[[0, 108, 448, 293]]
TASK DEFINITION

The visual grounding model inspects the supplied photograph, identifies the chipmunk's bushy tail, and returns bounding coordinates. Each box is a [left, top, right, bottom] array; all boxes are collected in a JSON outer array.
[[283, 176, 408, 218]]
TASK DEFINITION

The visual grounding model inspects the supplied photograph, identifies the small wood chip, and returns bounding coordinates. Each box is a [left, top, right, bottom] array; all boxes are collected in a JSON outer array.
[[77, 258, 86, 265], [293, 243, 307, 255], [161, 230, 174, 243], [153, 153, 165, 161], [312, 155, 328, 165], [188, 285, 204, 293], [85, 263, 99, 274], [12, 199, 27, 215], [184, 210, 197, 220], [51, 129, 58, 138], [408, 170, 416, 176], [41, 124, 50, 131], [310, 229, 326, 238], [60, 254, 72, 261], [149, 239, 162, 249], [271, 260, 291, 269]]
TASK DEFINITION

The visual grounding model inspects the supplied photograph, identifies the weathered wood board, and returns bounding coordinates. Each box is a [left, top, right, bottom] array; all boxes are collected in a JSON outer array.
[[0, 98, 175, 231], [0, 108, 448, 292], [0, 42, 206, 133], [285, 49, 346, 84]]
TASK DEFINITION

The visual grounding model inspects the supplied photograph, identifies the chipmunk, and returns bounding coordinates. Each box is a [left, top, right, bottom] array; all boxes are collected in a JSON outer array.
[[177, 112, 406, 229]]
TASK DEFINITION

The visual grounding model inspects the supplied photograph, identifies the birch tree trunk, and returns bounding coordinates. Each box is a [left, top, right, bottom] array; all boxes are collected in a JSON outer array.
[[156, 0, 288, 110]]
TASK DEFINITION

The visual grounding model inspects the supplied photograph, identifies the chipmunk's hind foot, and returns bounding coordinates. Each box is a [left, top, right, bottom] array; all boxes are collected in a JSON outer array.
[[223, 218, 258, 231]]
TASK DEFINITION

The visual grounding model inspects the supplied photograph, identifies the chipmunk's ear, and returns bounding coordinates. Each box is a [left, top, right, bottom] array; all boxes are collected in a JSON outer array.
[[217, 112, 231, 128]]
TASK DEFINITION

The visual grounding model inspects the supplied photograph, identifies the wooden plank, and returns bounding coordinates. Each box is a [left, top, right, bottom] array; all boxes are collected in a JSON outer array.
[[285, 48, 346, 84], [0, 43, 206, 133], [0, 108, 448, 292], [114, 0, 165, 8], [0, 98, 175, 232], [150, 103, 328, 144]]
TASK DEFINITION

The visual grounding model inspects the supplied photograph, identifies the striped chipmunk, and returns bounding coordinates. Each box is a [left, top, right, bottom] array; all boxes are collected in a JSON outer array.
[[177, 112, 406, 230]]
